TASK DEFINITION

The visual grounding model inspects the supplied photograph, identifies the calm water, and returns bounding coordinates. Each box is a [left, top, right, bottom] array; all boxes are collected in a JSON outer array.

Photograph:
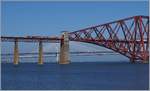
[[1, 55, 149, 90]]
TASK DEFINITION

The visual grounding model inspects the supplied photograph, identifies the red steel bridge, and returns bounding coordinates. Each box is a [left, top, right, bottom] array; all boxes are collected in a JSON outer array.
[[1, 15, 149, 64]]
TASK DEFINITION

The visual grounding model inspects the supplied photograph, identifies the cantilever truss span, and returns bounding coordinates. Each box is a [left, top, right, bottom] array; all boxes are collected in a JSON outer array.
[[69, 15, 149, 63]]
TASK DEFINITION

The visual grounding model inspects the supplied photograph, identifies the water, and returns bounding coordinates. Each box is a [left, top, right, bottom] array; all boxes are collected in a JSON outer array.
[[1, 55, 149, 90]]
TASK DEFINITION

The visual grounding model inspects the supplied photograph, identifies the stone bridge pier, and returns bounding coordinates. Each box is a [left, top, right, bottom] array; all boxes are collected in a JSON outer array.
[[59, 32, 70, 64]]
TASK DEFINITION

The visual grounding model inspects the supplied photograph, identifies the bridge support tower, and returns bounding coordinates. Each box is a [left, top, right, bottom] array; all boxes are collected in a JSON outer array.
[[130, 55, 149, 63], [59, 32, 70, 64], [142, 56, 149, 63], [38, 41, 43, 65], [13, 39, 19, 65], [130, 58, 135, 63]]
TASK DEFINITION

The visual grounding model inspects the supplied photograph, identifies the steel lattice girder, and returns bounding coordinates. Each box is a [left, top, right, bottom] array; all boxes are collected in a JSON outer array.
[[69, 15, 149, 62]]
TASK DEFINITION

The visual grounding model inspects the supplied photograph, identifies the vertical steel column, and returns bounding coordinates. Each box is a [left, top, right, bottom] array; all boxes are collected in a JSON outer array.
[[38, 41, 43, 64], [59, 32, 70, 64], [139, 16, 148, 63], [130, 17, 138, 63], [13, 39, 19, 65]]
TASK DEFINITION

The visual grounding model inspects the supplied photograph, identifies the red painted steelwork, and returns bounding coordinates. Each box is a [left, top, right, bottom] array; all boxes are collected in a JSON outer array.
[[69, 15, 149, 62]]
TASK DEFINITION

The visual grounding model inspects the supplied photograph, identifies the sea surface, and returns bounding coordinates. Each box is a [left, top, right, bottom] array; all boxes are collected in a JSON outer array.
[[1, 55, 149, 90]]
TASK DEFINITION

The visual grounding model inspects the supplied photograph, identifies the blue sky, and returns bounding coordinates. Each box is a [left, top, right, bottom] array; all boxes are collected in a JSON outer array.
[[2, 1, 149, 36]]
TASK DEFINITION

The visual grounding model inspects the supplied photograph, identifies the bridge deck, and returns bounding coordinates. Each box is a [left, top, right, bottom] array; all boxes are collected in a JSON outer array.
[[1, 36, 62, 43]]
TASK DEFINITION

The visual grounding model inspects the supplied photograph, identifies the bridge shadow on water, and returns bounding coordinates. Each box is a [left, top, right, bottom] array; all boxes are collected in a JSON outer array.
[[1, 62, 149, 90]]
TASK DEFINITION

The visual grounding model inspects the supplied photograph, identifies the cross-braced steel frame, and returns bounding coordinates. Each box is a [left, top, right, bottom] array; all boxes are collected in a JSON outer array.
[[69, 15, 149, 63]]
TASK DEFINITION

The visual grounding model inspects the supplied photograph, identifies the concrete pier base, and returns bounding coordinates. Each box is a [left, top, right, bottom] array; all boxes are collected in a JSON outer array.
[[59, 32, 70, 64], [130, 57, 135, 63], [13, 40, 19, 65], [142, 60, 149, 63], [142, 57, 149, 63], [130, 56, 149, 63], [38, 41, 43, 65]]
